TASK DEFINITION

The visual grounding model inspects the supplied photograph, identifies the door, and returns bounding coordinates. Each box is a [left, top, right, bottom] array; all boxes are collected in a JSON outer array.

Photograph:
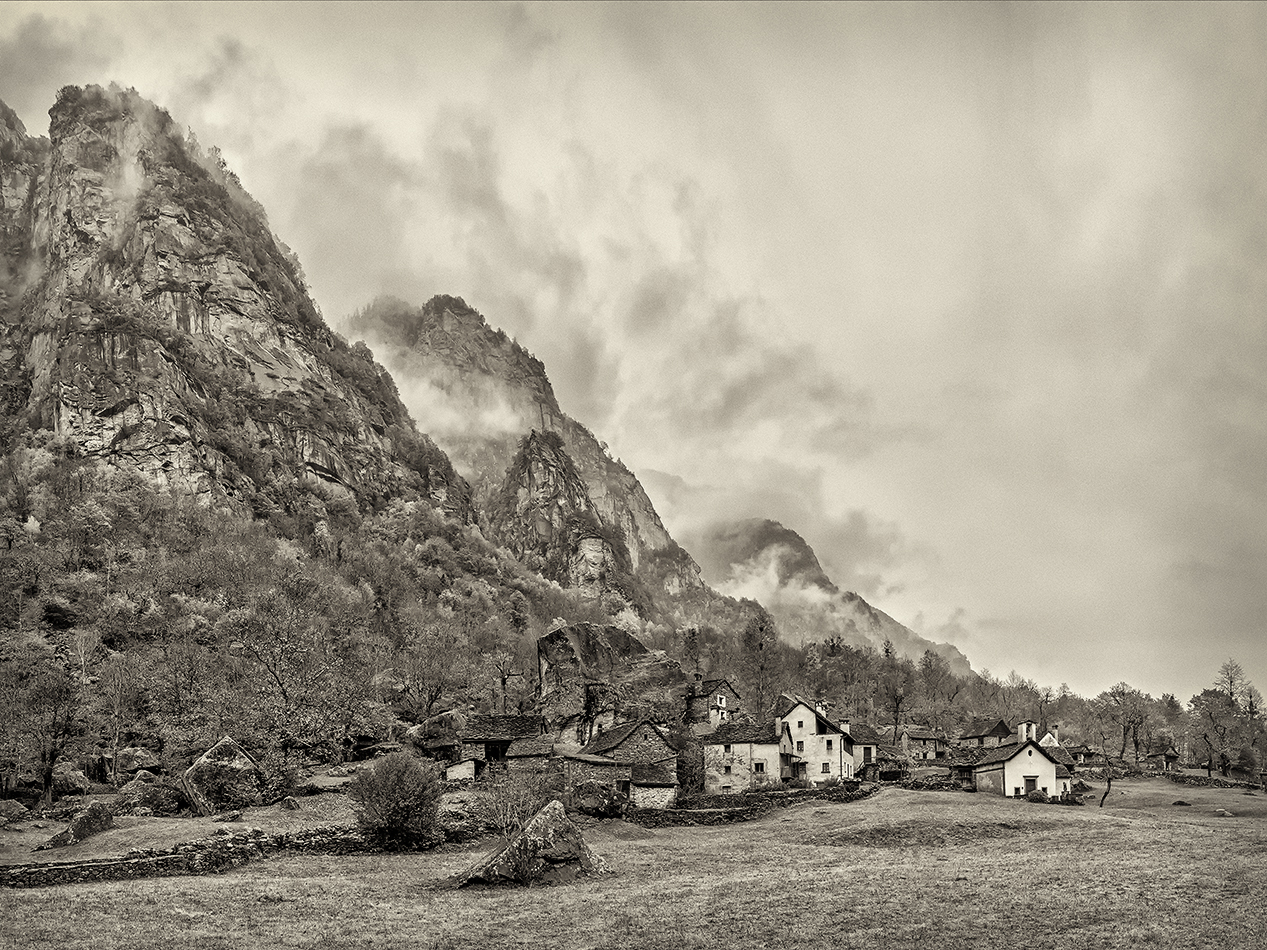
[[1024, 776, 1037, 794]]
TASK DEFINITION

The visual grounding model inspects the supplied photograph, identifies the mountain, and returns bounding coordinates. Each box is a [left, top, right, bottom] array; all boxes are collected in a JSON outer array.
[[690, 518, 974, 676], [0, 85, 468, 518], [344, 295, 705, 607]]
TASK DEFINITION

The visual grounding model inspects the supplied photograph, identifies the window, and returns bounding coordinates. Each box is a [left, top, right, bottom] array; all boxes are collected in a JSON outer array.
[[723, 744, 731, 753], [717, 694, 727, 707], [797, 720, 804, 729], [863, 747, 872, 763], [754, 762, 765, 774], [821, 763, 831, 773], [722, 785, 732, 792], [978, 737, 984, 747], [723, 765, 732, 775], [826, 739, 833, 751], [796, 740, 804, 752]]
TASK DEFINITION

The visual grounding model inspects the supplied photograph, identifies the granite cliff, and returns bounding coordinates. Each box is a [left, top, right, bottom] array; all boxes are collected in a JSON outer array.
[[0, 86, 468, 516]]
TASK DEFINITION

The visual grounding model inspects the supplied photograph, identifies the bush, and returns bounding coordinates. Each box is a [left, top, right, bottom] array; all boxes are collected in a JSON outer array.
[[1026, 789, 1050, 804], [347, 752, 444, 850], [475, 768, 560, 837]]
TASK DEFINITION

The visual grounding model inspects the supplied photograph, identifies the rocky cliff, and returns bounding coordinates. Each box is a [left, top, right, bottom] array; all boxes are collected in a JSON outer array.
[[0, 86, 468, 516], [694, 518, 974, 676], [345, 295, 703, 598]]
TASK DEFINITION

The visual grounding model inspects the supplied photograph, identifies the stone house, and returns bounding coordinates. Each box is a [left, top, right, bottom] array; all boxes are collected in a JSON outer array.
[[775, 696, 854, 783], [631, 760, 680, 807], [580, 719, 678, 766], [957, 718, 1014, 748], [460, 716, 547, 768], [897, 725, 948, 760], [505, 735, 556, 774], [688, 677, 743, 733], [972, 723, 1066, 798], [702, 722, 794, 793], [560, 752, 631, 794]]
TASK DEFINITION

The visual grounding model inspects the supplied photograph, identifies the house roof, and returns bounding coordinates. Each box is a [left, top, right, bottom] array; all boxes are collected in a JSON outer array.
[[631, 760, 679, 787], [579, 719, 673, 757], [846, 723, 884, 744], [461, 715, 545, 742], [959, 718, 1013, 740], [701, 678, 741, 698], [561, 752, 623, 766], [704, 722, 782, 746], [902, 726, 944, 742], [973, 740, 1061, 770], [1044, 745, 1076, 768], [506, 735, 555, 758], [775, 694, 846, 735], [1055, 765, 1072, 779]]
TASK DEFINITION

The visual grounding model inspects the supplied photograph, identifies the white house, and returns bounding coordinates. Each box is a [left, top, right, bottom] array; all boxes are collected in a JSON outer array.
[[702, 722, 792, 793], [972, 723, 1066, 798], [775, 696, 854, 783]]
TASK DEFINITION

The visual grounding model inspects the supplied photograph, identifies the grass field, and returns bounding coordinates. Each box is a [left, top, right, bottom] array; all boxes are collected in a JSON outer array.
[[3, 778, 1266, 949]]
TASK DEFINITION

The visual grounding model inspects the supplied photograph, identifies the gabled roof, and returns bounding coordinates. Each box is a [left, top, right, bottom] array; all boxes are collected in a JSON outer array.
[[701, 678, 742, 698], [461, 715, 545, 742], [704, 722, 782, 746], [1055, 765, 1072, 779], [973, 740, 1061, 770], [579, 719, 674, 757], [1044, 745, 1076, 768], [506, 735, 555, 758], [631, 760, 679, 787], [775, 694, 846, 736], [959, 718, 1013, 740]]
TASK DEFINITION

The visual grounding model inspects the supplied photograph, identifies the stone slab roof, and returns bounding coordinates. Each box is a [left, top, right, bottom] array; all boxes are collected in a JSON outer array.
[[703, 723, 781, 746], [461, 715, 545, 742], [506, 735, 556, 758], [631, 760, 679, 787]]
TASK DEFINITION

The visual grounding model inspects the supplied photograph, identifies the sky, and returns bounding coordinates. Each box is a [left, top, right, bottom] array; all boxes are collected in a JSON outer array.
[[3, 1, 1266, 701]]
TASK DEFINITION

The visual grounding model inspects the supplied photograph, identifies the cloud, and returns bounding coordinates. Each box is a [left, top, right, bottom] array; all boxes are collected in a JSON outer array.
[[0, 14, 114, 128]]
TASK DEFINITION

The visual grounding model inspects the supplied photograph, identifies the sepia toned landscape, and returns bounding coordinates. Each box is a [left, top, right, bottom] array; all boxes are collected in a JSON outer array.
[[3, 4, 1267, 948]]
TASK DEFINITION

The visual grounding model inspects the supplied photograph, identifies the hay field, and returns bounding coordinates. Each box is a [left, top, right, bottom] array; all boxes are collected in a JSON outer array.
[[3, 779, 1265, 950]]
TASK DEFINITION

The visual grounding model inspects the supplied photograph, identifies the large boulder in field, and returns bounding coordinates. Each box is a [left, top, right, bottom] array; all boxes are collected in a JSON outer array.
[[450, 800, 606, 887], [52, 765, 91, 796], [182, 737, 265, 817], [39, 801, 114, 849], [114, 777, 190, 816], [0, 799, 30, 823]]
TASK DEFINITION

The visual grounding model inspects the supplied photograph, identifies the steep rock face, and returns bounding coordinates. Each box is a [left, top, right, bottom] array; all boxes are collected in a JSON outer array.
[[537, 621, 689, 743], [485, 429, 624, 600], [344, 296, 702, 596], [0, 86, 469, 515], [695, 518, 973, 676]]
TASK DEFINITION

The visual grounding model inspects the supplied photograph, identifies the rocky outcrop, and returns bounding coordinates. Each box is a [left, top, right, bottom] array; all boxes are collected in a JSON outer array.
[[537, 622, 690, 742], [344, 296, 703, 598], [181, 736, 264, 816], [0, 86, 469, 518], [449, 800, 606, 887]]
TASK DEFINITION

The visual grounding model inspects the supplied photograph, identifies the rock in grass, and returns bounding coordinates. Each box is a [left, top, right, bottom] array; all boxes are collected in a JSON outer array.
[[1172, 800, 1191, 806], [1214, 809, 1234, 817], [279, 796, 299, 811], [449, 800, 607, 888], [182, 736, 264, 817], [38, 801, 114, 849], [212, 809, 243, 823], [0, 799, 30, 822]]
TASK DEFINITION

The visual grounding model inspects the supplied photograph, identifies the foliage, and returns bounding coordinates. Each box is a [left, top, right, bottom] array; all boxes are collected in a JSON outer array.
[[474, 768, 560, 838], [347, 751, 444, 850]]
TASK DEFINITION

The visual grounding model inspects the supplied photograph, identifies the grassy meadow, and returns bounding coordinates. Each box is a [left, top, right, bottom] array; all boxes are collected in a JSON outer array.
[[3, 778, 1266, 950]]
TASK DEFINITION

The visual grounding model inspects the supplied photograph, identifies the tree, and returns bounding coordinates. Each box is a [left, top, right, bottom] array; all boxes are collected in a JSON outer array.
[[91, 654, 147, 783], [13, 666, 84, 806], [1189, 688, 1240, 776]]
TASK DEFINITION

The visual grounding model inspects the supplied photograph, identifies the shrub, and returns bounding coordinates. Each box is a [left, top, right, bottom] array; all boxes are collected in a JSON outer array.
[[1026, 789, 1050, 804], [475, 768, 560, 837], [347, 752, 444, 850]]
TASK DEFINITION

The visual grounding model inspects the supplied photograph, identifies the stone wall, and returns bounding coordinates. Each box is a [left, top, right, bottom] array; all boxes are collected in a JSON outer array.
[[1166, 773, 1263, 790], [630, 785, 677, 809], [0, 825, 369, 889], [562, 758, 631, 789]]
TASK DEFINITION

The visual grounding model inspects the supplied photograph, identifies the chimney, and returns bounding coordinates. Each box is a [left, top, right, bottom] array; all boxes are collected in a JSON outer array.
[[1017, 721, 1030, 744], [1052, 724, 1060, 744]]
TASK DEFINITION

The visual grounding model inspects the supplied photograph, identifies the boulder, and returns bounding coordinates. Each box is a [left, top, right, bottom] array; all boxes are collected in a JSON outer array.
[[450, 800, 606, 887], [571, 780, 624, 819], [279, 796, 300, 811], [212, 809, 243, 823], [114, 778, 190, 816], [183, 736, 265, 817], [51, 767, 91, 796], [115, 747, 162, 774], [39, 801, 114, 849], [0, 799, 30, 822]]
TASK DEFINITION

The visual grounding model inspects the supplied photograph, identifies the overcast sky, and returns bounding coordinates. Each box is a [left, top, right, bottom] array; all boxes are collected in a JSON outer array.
[[4, 1, 1266, 701]]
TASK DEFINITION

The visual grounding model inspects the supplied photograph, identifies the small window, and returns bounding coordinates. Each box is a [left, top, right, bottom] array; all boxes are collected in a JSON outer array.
[[723, 744, 731, 753], [821, 763, 831, 773], [826, 739, 833, 751], [796, 740, 804, 752], [717, 694, 726, 707], [723, 765, 732, 775], [754, 762, 765, 774], [722, 785, 732, 792], [797, 720, 804, 729]]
